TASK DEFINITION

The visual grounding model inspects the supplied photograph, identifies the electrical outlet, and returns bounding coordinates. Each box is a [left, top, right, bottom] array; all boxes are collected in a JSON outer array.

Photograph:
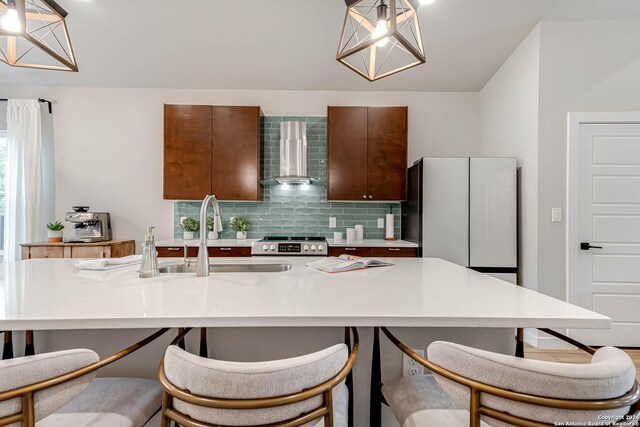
[[329, 217, 337, 228], [377, 218, 385, 229], [402, 349, 425, 377], [551, 208, 562, 223]]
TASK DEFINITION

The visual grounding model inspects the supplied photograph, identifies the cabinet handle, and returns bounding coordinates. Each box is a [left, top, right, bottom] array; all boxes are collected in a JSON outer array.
[[345, 248, 357, 251], [369, 195, 373, 199], [389, 248, 400, 251], [362, 195, 367, 199], [219, 248, 232, 251], [167, 247, 181, 251]]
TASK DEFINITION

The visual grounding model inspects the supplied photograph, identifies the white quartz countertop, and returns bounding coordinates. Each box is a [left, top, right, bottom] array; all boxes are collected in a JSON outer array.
[[0, 257, 609, 331], [156, 239, 417, 248], [326, 239, 418, 248], [156, 239, 258, 247]]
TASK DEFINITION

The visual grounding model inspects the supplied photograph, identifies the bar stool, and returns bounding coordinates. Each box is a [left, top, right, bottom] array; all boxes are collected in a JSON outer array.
[[158, 327, 359, 427], [379, 327, 640, 427], [0, 329, 169, 427]]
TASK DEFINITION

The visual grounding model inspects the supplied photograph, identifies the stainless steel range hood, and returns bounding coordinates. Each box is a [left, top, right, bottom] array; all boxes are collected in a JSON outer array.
[[262, 121, 321, 186]]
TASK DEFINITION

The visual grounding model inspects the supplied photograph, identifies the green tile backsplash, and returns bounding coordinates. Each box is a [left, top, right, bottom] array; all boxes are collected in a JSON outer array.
[[174, 116, 401, 239]]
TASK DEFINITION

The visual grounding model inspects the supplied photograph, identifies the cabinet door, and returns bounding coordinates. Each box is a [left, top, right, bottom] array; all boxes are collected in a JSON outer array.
[[212, 106, 262, 201], [70, 246, 106, 259], [422, 158, 470, 267], [469, 158, 517, 268], [370, 247, 418, 257], [164, 105, 212, 200], [25, 246, 64, 259], [209, 247, 252, 257], [367, 107, 408, 201], [328, 247, 372, 257], [157, 247, 184, 258], [327, 107, 369, 201]]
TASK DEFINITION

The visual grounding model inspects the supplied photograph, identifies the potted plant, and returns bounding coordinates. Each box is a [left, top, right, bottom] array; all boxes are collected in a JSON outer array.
[[181, 217, 199, 240], [230, 217, 250, 240], [206, 216, 224, 240], [46, 221, 64, 243]]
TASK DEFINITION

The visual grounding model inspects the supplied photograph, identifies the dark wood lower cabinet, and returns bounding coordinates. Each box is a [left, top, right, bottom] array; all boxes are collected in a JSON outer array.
[[158, 246, 416, 258], [328, 247, 417, 258], [157, 246, 252, 258]]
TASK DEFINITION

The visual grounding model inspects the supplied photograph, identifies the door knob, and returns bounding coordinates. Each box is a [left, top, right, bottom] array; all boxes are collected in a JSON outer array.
[[580, 242, 603, 250], [369, 195, 373, 199], [363, 195, 366, 199]]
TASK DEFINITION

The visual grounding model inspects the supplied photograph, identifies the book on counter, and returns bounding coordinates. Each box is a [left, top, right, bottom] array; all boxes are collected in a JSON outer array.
[[305, 255, 394, 274]]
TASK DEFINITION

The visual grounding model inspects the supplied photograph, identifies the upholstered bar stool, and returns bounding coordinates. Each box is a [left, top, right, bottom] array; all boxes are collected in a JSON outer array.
[[380, 327, 640, 427], [0, 329, 169, 427], [158, 327, 359, 427]]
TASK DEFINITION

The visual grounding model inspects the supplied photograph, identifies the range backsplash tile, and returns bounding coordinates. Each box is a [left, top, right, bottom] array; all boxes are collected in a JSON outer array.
[[174, 116, 401, 239]]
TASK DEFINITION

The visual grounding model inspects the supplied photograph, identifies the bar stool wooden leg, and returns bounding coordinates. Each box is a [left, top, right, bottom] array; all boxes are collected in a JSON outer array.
[[199, 328, 208, 358], [344, 327, 354, 427], [515, 328, 524, 358], [177, 328, 185, 351], [3, 331, 14, 359], [25, 330, 35, 356], [370, 327, 382, 427]]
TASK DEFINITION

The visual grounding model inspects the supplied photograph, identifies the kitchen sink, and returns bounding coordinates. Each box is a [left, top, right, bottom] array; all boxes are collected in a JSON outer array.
[[158, 263, 292, 274]]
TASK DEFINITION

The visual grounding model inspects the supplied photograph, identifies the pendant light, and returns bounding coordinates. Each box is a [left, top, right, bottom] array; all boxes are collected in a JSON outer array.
[[0, 0, 78, 71], [337, 0, 425, 81]]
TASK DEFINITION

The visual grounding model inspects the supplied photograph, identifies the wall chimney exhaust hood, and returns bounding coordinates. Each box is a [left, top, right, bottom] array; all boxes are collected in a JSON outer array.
[[262, 121, 321, 186]]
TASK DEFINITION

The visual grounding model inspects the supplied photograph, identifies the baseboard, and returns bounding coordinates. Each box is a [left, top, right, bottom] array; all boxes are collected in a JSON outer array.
[[524, 328, 574, 349]]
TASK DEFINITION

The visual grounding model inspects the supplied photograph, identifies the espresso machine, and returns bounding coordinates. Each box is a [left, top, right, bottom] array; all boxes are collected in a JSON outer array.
[[64, 206, 113, 243]]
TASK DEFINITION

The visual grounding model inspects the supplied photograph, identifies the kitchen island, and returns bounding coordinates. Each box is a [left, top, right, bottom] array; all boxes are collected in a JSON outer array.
[[0, 257, 609, 427], [0, 257, 607, 330]]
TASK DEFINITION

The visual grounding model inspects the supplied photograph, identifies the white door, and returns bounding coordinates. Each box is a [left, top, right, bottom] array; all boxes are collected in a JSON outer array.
[[569, 123, 640, 346]]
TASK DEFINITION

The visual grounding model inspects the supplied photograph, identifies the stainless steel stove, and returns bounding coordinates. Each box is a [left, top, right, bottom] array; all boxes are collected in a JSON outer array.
[[252, 236, 328, 256]]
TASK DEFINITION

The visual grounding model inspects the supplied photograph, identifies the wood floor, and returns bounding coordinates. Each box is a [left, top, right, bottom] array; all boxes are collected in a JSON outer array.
[[525, 344, 640, 383]]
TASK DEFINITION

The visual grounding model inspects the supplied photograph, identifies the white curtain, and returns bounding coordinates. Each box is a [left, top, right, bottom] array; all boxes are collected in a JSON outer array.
[[4, 100, 47, 261]]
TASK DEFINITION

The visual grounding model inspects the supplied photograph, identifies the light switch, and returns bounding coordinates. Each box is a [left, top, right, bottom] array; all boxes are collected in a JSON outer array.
[[552, 208, 562, 223], [329, 217, 337, 228], [378, 218, 385, 229]]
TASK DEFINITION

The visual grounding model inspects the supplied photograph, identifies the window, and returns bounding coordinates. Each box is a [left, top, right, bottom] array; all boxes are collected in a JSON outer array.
[[0, 130, 5, 252]]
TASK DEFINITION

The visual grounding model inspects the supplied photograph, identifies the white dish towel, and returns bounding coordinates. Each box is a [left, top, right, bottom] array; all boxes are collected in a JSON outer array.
[[75, 255, 142, 271]]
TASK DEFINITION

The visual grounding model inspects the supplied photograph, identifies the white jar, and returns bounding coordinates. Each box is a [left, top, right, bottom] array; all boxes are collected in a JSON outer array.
[[183, 231, 195, 240], [208, 231, 218, 240], [236, 231, 247, 240]]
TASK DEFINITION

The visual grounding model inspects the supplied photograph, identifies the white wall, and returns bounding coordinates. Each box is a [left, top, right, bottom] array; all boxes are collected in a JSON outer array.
[[480, 24, 540, 292], [537, 20, 640, 301], [0, 86, 481, 246]]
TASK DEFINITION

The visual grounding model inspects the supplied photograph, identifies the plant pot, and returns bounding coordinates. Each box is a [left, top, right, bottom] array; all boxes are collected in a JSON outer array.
[[47, 230, 63, 243], [236, 231, 247, 240], [208, 231, 218, 240], [183, 231, 195, 240]]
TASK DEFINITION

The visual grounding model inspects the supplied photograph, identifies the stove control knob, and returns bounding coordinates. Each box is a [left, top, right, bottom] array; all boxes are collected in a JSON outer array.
[[262, 244, 269, 251], [318, 244, 324, 251], [270, 244, 276, 251], [303, 245, 309, 251], [311, 245, 317, 251]]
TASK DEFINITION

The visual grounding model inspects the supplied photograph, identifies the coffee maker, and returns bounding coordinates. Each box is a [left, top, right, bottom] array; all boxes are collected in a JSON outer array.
[[64, 206, 112, 243]]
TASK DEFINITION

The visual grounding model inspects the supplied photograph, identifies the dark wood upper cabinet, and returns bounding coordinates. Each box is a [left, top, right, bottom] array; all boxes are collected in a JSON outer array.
[[327, 106, 408, 201], [212, 106, 262, 201], [163, 105, 262, 201], [164, 105, 212, 200], [367, 107, 408, 201], [327, 107, 369, 201]]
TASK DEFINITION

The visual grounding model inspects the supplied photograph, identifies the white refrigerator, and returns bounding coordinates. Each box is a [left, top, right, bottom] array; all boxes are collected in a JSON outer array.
[[402, 157, 518, 283]]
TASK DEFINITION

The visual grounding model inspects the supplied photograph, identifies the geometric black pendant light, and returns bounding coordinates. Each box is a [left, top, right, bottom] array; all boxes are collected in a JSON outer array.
[[337, 0, 425, 81], [0, 0, 78, 71]]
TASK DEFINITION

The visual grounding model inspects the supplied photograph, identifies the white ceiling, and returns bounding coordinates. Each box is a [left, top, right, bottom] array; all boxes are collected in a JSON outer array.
[[2, 0, 640, 91]]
